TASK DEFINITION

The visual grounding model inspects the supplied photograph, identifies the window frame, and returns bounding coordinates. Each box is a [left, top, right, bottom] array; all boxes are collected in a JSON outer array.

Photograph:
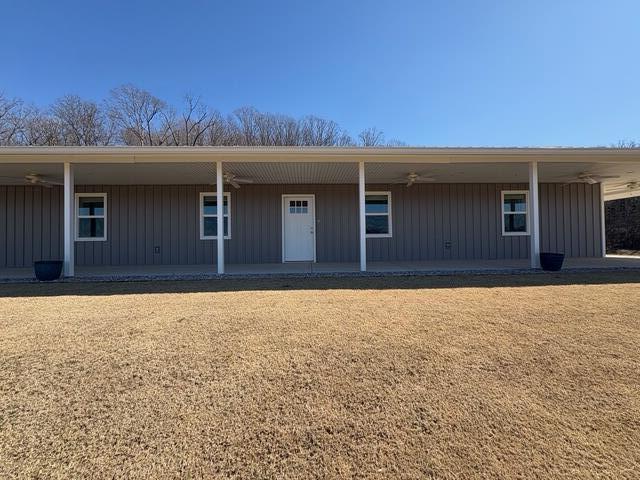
[[501, 190, 530, 236], [199, 191, 231, 240], [365, 191, 392, 238], [75, 192, 107, 242]]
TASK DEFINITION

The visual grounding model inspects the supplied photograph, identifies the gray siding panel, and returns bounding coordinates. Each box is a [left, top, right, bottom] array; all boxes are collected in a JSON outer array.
[[538, 183, 602, 257], [367, 182, 531, 262], [0, 187, 6, 266], [0, 185, 64, 268], [6, 187, 15, 267], [0, 182, 603, 268], [593, 183, 603, 255]]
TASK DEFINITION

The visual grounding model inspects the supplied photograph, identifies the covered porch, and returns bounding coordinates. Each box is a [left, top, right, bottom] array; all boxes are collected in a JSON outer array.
[[1, 147, 640, 281]]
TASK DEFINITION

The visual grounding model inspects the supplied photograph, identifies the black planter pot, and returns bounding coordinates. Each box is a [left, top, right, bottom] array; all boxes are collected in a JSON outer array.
[[540, 252, 565, 271], [34, 260, 64, 281]]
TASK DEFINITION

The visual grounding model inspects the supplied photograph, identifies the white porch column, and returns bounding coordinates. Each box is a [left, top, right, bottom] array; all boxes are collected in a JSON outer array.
[[63, 162, 75, 277], [529, 161, 540, 268], [358, 161, 367, 272], [216, 161, 225, 274], [600, 183, 606, 257]]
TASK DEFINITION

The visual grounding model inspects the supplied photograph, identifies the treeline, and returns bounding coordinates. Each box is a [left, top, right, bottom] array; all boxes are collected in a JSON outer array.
[[0, 85, 403, 147]]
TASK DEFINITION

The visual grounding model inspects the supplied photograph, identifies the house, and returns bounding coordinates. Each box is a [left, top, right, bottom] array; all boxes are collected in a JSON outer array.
[[1, 146, 640, 278]]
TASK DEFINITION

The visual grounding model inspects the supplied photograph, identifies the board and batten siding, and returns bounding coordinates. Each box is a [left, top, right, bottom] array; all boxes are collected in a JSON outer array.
[[367, 182, 603, 261], [0, 183, 602, 268], [0, 185, 63, 268], [72, 184, 359, 266]]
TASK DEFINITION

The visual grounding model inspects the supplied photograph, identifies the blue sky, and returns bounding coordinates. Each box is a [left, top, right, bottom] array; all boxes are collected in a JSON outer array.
[[0, 0, 638, 146]]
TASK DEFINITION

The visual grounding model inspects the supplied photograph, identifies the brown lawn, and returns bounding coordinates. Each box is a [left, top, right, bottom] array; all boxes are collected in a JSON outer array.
[[1, 273, 639, 479]]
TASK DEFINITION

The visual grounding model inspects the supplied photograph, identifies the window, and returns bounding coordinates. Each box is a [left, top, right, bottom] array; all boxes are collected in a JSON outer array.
[[200, 192, 231, 240], [365, 192, 392, 237], [289, 200, 309, 214], [501, 191, 529, 236], [76, 193, 107, 241]]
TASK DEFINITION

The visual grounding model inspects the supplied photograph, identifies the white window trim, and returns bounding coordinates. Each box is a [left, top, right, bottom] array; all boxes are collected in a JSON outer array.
[[365, 191, 392, 238], [75, 193, 107, 242], [501, 190, 530, 236], [200, 192, 231, 240]]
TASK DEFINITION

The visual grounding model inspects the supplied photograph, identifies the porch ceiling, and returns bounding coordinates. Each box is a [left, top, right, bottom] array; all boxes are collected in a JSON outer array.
[[0, 161, 529, 185], [0, 160, 639, 199]]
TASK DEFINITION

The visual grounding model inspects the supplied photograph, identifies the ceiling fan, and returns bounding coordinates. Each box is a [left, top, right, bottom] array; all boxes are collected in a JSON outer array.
[[0, 173, 64, 188], [391, 172, 436, 187], [223, 172, 253, 189], [562, 172, 620, 186]]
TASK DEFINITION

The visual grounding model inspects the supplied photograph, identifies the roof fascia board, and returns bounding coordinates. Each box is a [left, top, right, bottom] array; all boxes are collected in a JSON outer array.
[[1, 147, 640, 164]]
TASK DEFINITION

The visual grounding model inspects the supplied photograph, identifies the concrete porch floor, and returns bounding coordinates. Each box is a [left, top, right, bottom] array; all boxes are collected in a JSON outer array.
[[1, 256, 640, 282]]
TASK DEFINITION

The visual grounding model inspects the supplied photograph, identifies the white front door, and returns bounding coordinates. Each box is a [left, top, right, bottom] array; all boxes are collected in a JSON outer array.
[[282, 195, 316, 262]]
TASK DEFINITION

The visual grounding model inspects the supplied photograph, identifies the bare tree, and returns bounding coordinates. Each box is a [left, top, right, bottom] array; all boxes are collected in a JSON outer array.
[[205, 111, 237, 145], [386, 138, 408, 147], [615, 140, 640, 148], [358, 127, 384, 146], [225, 109, 353, 146], [300, 116, 352, 146], [1, 85, 403, 147], [270, 114, 300, 146], [51, 95, 113, 145], [107, 84, 168, 145], [19, 106, 63, 146], [231, 107, 262, 145], [162, 94, 218, 146], [0, 93, 23, 145]]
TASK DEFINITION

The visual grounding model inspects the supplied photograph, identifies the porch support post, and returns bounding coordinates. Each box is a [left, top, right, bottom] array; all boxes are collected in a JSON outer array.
[[63, 162, 75, 277], [600, 183, 606, 257], [216, 161, 225, 274], [529, 161, 540, 268], [358, 161, 367, 272]]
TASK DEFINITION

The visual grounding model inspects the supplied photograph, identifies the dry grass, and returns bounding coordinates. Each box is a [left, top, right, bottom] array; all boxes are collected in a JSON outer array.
[[1, 273, 639, 479]]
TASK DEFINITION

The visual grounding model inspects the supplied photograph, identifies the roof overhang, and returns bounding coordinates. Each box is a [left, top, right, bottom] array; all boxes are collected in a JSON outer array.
[[2, 146, 640, 164], [2, 147, 640, 200]]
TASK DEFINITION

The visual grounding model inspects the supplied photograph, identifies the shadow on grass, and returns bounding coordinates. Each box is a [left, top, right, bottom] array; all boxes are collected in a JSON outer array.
[[1, 270, 639, 297]]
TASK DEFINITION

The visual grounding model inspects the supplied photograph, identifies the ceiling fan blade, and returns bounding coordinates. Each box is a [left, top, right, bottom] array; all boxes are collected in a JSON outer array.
[[233, 177, 253, 184], [229, 180, 241, 189], [24, 173, 64, 185]]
